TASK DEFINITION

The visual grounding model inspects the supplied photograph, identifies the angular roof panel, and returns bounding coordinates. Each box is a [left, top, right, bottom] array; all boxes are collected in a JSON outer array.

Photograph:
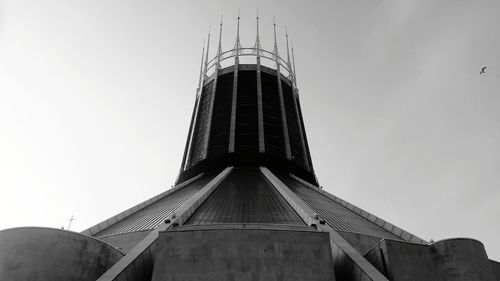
[[94, 173, 216, 237], [279, 175, 402, 240], [186, 168, 305, 225]]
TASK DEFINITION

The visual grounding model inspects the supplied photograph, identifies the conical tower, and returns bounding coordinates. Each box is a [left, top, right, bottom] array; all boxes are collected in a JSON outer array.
[[2, 15, 499, 281]]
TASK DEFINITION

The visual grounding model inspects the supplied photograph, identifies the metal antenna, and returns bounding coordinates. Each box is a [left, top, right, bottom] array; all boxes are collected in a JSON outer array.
[[203, 27, 211, 78], [67, 215, 75, 230], [272, 17, 279, 58], [285, 27, 293, 78], [216, 15, 223, 69], [197, 41, 205, 91], [253, 9, 262, 55], [233, 9, 242, 55], [291, 42, 298, 87]]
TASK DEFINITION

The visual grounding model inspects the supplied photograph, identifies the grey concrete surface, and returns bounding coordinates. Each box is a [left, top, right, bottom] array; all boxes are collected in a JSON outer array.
[[433, 238, 496, 281], [0, 227, 123, 281], [490, 260, 500, 280], [365, 239, 437, 281], [152, 226, 335, 281], [152, 227, 335, 281], [365, 238, 497, 281]]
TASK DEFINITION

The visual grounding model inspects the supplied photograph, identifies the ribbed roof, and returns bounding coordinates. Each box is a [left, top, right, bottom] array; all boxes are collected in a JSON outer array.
[[279, 175, 401, 240], [185, 168, 305, 225], [94, 174, 215, 237]]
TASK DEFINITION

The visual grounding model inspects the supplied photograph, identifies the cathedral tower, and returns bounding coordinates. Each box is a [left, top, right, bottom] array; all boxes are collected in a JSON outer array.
[[1, 15, 499, 281]]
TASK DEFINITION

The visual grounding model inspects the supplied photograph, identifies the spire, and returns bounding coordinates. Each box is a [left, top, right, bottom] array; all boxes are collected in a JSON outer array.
[[285, 27, 293, 75], [253, 9, 262, 56], [272, 18, 279, 59], [291, 43, 298, 87], [197, 41, 205, 91], [233, 9, 242, 55], [216, 15, 223, 69], [285, 27, 292, 69], [203, 28, 211, 78]]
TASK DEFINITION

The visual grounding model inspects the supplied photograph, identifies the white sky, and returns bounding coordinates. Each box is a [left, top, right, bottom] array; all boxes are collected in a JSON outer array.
[[1, 0, 499, 260]]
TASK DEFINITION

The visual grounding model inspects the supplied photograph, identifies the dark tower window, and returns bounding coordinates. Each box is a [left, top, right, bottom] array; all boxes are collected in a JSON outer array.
[[261, 71, 285, 159], [235, 70, 258, 154], [207, 72, 233, 159], [281, 79, 305, 167]]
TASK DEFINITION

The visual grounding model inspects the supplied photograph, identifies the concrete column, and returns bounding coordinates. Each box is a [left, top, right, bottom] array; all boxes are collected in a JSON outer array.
[[291, 89, 310, 170], [275, 68, 292, 159], [201, 69, 219, 160], [228, 58, 239, 153], [256, 57, 265, 153], [181, 95, 200, 171], [295, 98, 315, 174]]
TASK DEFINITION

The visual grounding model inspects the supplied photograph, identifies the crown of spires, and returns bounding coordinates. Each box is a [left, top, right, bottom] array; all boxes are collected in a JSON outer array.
[[199, 13, 297, 87]]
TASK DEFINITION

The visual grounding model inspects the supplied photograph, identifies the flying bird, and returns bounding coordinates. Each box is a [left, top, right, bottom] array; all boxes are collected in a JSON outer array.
[[480, 66, 487, 74]]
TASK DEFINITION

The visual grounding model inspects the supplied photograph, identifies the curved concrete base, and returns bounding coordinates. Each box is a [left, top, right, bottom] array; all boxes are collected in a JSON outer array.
[[433, 238, 496, 281], [364, 237, 497, 281], [0, 227, 123, 281]]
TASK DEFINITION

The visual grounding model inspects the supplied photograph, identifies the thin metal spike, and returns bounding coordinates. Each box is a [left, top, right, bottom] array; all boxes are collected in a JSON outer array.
[[233, 10, 242, 55], [273, 18, 279, 57], [218, 19, 223, 51], [197, 41, 205, 91], [253, 9, 262, 55], [291, 43, 298, 87], [285, 27, 293, 78], [237, 10, 240, 42], [217, 16, 223, 69], [203, 28, 211, 78], [285, 27, 292, 66]]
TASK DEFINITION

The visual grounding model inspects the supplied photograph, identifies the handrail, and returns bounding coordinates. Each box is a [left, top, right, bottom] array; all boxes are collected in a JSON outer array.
[[203, 47, 295, 84]]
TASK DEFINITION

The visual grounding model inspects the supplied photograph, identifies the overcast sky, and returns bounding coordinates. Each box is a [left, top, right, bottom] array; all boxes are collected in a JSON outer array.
[[1, 0, 499, 260]]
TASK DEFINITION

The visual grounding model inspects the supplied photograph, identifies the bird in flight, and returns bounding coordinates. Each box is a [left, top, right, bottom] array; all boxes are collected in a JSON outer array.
[[480, 66, 487, 74]]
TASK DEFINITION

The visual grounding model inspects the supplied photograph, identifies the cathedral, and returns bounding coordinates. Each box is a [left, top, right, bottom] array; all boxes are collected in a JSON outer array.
[[1, 16, 499, 281]]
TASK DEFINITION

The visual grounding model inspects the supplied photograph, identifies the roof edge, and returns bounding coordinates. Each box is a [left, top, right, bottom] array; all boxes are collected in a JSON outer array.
[[289, 173, 428, 244], [81, 173, 205, 236]]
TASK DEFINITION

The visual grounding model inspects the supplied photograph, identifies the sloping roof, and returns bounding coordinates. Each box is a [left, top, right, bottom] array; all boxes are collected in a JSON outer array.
[[86, 173, 216, 238], [280, 175, 406, 240], [185, 168, 305, 225]]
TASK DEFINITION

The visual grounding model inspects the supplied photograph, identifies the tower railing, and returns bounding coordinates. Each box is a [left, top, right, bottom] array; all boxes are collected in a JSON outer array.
[[203, 47, 294, 85], [197, 15, 299, 91]]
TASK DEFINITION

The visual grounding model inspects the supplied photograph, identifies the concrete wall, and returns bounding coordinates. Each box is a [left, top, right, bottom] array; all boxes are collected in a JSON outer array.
[[364, 238, 497, 281], [433, 238, 496, 281], [152, 225, 335, 281], [0, 227, 123, 281], [365, 239, 438, 281], [490, 260, 500, 280]]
